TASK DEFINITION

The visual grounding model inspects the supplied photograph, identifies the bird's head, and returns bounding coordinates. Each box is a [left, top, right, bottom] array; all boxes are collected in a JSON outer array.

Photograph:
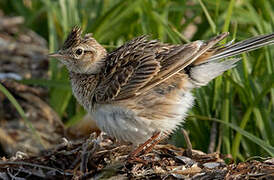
[[48, 26, 106, 74]]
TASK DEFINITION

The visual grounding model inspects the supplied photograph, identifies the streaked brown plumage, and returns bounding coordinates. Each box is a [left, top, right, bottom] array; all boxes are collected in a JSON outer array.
[[49, 27, 274, 154]]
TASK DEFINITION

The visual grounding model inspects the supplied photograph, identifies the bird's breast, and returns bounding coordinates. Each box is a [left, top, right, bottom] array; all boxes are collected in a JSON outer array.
[[69, 73, 98, 112]]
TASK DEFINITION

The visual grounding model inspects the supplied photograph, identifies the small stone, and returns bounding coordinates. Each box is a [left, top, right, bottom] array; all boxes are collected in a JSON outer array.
[[203, 162, 220, 169], [264, 158, 274, 165], [175, 156, 196, 166]]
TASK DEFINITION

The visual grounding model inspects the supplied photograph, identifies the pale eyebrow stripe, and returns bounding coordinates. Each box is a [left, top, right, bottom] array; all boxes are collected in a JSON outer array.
[[84, 50, 93, 54]]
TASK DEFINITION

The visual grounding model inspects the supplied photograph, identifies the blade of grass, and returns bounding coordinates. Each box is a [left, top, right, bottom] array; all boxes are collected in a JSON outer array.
[[92, 0, 143, 41], [169, 23, 190, 43], [152, 12, 181, 43], [232, 78, 274, 158], [59, 0, 69, 34], [190, 115, 274, 156], [0, 83, 46, 148], [220, 0, 236, 155], [50, 69, 72, 116], [198, 0, 216, 33], [215, 0, 221, 24], [221, 0, 235, 34]]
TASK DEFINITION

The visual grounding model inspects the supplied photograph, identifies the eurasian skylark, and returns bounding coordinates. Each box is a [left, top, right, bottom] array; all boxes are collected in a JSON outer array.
[[49, 27, 274, 157]]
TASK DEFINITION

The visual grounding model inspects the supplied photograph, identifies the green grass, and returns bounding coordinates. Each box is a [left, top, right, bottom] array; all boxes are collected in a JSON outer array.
[[0, 84, 45, 148], [1, 0, 273, 161]]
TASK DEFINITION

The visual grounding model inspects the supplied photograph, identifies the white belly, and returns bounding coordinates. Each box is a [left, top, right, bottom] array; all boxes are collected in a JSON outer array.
[[91, 91, 194, 145]]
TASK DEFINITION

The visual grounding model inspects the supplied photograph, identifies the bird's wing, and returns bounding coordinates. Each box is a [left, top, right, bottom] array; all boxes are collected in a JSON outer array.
[[94, 33, 228, 102]]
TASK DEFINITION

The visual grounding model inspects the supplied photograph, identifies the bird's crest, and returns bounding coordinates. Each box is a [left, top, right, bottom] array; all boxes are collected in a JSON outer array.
[[62, 26, 82, 50]]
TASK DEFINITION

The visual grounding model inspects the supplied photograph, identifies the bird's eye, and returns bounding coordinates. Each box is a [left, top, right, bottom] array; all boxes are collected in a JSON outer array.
[[75, 48, 83, 56]]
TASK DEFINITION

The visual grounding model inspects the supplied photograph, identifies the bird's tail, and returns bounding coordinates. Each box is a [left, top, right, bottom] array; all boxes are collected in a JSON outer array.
[[187, 33, 274, 87], [207, 33, 274, 62]]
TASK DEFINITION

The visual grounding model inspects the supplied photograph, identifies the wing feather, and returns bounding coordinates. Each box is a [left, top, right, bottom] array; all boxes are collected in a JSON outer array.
[[95, 33, 229, 102], [95, 36, 161, 102]]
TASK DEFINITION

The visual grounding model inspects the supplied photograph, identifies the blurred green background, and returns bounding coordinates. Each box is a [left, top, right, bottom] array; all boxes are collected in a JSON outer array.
[[1, 0, 273, 161]]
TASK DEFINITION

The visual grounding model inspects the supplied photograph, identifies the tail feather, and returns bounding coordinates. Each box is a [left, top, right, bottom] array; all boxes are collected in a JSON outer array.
[[208, 33, 274, 62], [188, 33, 274, 87]]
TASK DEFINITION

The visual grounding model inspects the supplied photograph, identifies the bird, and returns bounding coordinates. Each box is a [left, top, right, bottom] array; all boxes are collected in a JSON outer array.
[[49, 26, 274, 159]]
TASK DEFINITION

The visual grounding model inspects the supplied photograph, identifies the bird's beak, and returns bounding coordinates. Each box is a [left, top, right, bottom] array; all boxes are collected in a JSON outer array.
[[48, 52, 62, 59]]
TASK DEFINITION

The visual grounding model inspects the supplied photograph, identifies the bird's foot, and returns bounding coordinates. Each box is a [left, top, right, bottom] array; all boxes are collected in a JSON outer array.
[[127, 132, 161, 163]]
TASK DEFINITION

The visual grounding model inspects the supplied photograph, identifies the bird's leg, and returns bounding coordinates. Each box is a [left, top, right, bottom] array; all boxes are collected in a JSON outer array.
[[142, 132, 167, 154], [128, 132, 161, 160], [182, 129, 193, 157]]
